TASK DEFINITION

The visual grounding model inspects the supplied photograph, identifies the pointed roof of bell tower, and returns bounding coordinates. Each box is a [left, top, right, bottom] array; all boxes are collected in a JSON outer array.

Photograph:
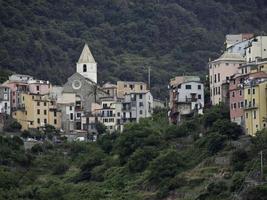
[[77, 43, 96, 64]]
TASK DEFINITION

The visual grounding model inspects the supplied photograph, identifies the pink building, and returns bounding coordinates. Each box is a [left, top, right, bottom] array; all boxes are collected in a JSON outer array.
[[209, 52, 246, 105], [229, 74, 246, 126], [3, 81, 28, 109], [28, 80, 51, 95], [229, 71, 267, 126]]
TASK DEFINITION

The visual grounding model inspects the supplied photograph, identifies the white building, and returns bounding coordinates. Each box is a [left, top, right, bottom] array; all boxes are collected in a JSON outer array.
[[245, 36, 267, 63], [0, 86, 11, 115], [76, 43, 97, 83], [8, 74, 33, 82], [169, 76, 204, 124], [122, 91, 153, 123]]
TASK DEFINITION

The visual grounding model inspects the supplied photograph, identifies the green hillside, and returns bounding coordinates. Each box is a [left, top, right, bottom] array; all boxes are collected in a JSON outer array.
[[1, 0, 267, 97], [1, 106, 267, 200]]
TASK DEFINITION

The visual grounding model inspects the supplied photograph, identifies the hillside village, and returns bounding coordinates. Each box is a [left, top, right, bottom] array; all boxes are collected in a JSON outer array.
[[1, 34, 267, 141], [169, 33, 267, 137], [0, 44, 164, 141]]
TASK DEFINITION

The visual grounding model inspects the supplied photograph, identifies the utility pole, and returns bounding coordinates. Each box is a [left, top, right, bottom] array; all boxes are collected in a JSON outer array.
[[148, 66, 151, 90], [260, 150, 264, 182]]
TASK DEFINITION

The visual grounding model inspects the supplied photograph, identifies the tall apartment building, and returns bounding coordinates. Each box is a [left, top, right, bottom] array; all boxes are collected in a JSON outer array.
[[169, 76, 204, 124], [12, 93, 61, 131], [209, 52, 246, 105], [0, 86, 11, 115]]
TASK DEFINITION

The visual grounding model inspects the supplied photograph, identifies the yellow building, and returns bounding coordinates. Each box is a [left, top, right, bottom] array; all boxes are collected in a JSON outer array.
[[244, 77, 267, 136], [117, 81, 147, 98], [12, 93, 61, 131]]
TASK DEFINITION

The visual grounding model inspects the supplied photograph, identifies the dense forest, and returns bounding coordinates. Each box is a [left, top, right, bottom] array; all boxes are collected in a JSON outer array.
[[1, 0, 267, 97], [1, 106, 267, 200]]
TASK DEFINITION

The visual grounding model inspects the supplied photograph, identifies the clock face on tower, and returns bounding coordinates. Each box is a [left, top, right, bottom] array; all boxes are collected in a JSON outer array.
[[72, 80, 82, 90]]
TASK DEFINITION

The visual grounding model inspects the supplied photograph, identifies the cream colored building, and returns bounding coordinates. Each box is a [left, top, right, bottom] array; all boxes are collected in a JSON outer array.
[[117, 81, 147, 98], [246, 36, 267, 63], [13, 93, 61, 131], [209, 52, 246, 105]]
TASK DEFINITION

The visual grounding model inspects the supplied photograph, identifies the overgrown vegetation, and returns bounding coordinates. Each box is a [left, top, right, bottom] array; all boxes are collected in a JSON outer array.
[[0, 105, 266, 199], [1, 1, 267, 97]]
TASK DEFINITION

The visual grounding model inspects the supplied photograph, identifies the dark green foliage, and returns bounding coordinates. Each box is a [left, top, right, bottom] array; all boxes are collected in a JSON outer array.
[[1, 1, 267, 98], [147, 150, 184, 183], [231, 149, 249, 171], [203, 104, 229, 128], [4, 119, 22, 132], [95, 122, 107, 135], [207, 181, 228, 195], [243, 184, 267, 200], [163, 125, 187, 140], [127, 147, 158, 173], [52, 161, 69, 175], [211, 119, 243, 140], [97, 133, 117, 153], [231, 172, 245, 192], [196, 133, 226, 155]]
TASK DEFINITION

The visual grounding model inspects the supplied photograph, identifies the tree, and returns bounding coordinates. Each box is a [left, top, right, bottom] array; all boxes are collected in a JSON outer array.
[[95, 122, 106, 135]]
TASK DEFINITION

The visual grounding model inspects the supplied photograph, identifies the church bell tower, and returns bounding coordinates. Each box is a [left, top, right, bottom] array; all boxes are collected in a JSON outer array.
[[76, 43, 97, 83]]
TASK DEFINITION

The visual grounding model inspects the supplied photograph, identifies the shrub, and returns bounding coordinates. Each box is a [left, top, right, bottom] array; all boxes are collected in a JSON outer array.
[[52, 162, 69, 175], [147, 150, 184, 183], [231, 149, 249, 171], [207, 181, 227, 195]]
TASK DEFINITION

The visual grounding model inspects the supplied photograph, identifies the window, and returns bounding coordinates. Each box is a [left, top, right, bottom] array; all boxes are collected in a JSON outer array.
[[37, 109, 40, 115], [253, 111, 257, 119], [37, 102, 40, 106], [218, 73, 220, 82], [226, 63, 229, 66], [246, 112, 248, 118], [32, 95, 34, 100], [83, 64, 87, 72], [124, 84, 127, 88], [185, 85, 192, 90], [54, 111, 57, 117], [241, 101, 244, 108], [252, 98, 255, 106], [139, 94, 143, 99], [69, 106, 72, 111], [44, 119, 47, 124], [140, 85, 143, 90], [77, 113, 81, 118], [139, 102, 144, 107], [248, 89, 250, 95], [245, 99, 247, 106], [44, 110, 47, 115], [36, 86, 40, 91], [37, 118, 40, 124], [252, 88, 255, 95], [198, 85, 201, 90], [234, 103, 236, 109], [139, 110, 143, 115], [198, 94, 201, 99], [44, 102, 47, 106], [218, 87, 220, 95], [232, 92, 235, 97], [70, 113, 73, 120], [117, 112, 120, 117], [240, 90, 242, 96], [214, 74, 217, 83], [54, 119, 57, 125]]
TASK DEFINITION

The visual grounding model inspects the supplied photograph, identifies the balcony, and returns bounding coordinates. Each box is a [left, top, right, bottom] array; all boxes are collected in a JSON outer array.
[[244, 104, 258, 110]]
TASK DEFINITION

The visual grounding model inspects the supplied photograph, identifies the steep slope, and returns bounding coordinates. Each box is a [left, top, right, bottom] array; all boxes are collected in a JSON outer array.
[[1, 0, 267, 97]]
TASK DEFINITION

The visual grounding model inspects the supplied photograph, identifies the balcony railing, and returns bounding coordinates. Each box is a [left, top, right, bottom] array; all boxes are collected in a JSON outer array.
[[244, 104, 258, 110]]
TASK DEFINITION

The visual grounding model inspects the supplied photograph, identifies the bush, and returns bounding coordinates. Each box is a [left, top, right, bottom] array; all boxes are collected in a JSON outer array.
[[207, 181, 227, 195], [127, 147, 158, 173], [52, 162, 69, 175], [147, 150, 184, 183], [196, 132, 226, 155], [231, 172, 245, 192], [4, 119, 22, 132], [211, 119, 243, 140], [231, 149, 249, 171]]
